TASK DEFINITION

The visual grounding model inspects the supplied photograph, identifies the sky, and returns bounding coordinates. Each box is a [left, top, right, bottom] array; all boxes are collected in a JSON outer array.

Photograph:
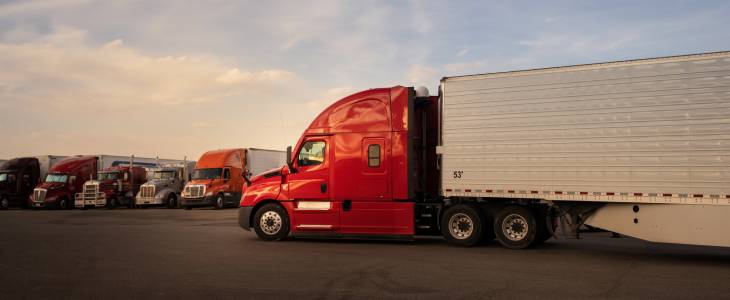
[[1, 0, 729, 160]]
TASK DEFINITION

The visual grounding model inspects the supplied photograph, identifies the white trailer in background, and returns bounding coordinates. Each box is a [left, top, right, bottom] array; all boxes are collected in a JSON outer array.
[[36, 155, 68, 180], [439, 51, 730, 248], [246, 148, 287, 176]]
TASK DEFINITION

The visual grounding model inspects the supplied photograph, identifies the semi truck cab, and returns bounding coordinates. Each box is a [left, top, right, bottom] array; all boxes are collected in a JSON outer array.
[[239, 86, 437, 239], [30, 156, 98, 209], [75, 166, 146, 209], [182, 149, 247, 210], [0, 158, 38, 209], [136, 164, 192, 208]]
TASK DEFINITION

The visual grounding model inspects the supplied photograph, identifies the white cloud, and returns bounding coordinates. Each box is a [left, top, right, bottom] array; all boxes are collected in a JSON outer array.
[[0, 26, 297, 108]]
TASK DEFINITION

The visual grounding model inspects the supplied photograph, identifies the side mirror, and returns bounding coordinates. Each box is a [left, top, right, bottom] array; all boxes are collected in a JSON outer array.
[[286, 146, 297, 173], [243, 169, 251, 186]]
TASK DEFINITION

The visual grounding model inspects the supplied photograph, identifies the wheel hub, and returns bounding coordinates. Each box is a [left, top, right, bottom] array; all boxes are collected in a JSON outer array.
[[260, 211, 282, 235], [448, 213, 474, 240], [502, 214, 529, 241]]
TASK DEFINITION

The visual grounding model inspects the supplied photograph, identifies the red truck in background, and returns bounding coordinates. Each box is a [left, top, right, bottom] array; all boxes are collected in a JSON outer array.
[[75, 165, 146, 209], [30, 156, 98, 209]]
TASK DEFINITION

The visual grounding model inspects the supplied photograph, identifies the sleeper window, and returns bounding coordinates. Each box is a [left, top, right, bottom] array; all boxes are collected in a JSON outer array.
[[368, 144, 380, 167]]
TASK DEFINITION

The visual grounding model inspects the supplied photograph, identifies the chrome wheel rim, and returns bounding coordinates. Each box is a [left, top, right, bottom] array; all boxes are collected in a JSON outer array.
[[448, 213, 474, 240], [217, 197, 223, 208], [260, 211, 282, 235], [502, 214, 529, 241], [1, 198, 8, 208]]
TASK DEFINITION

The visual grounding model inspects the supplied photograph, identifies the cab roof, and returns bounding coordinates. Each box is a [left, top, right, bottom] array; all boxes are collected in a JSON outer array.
[[0, 157, 38, 171], [195, 149, 244, 169], [49, 156, 97, 173]]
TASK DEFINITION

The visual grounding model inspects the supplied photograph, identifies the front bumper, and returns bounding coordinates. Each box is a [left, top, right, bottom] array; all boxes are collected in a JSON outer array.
[[238, 206, 253, 231], [181, 195, 216, 207], [136, 196, 163, 206], [75, 193, 106, 208]]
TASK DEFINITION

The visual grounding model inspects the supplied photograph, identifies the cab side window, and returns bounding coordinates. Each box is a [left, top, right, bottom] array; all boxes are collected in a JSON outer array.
[[223, 168, 230, 180], [298, 141, 326, 167]]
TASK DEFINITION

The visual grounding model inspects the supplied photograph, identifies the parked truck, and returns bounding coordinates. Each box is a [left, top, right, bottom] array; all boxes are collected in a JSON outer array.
[[239, 51, 730, 249], [182, 148, 285, 210], [0, 156, 66, 209], [135, 161, 196, 208], [74, 156, 187, 209]]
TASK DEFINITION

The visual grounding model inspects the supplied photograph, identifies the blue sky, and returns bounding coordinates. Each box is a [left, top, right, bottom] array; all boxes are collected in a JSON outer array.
[[1, 0, 729, 160]]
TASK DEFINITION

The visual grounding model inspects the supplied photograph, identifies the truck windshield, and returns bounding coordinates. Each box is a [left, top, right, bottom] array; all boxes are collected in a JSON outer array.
[[0, 172, 15, 182], [98, 172, 120, 181], [193, 168, 222, 179], [150, 171, 175, 180], [45, 174, 68, 183]]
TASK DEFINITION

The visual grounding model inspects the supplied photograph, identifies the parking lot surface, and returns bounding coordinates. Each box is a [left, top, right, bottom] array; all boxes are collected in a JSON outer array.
[[1, 209, 729, 299]]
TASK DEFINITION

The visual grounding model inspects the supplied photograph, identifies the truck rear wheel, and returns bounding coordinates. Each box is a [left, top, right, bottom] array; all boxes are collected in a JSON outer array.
[[494, 206, 537, 249], [253, 203, 290, 241], [441, 204, 484, 247]]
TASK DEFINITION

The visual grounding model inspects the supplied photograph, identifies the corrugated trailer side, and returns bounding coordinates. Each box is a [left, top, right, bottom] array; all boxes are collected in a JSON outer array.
[[438, 51, 730, 247]]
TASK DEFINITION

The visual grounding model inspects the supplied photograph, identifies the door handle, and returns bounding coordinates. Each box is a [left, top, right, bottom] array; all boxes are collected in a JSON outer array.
[[320, 183, 327, 193], [343, 200, 351, 212]]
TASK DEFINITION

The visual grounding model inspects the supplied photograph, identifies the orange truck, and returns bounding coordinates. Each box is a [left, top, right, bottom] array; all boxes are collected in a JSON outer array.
[[181, 148, 285, 209]]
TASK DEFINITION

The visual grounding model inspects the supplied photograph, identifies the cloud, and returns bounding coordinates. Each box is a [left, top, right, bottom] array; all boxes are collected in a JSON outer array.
[[0, 26, 297, 109]]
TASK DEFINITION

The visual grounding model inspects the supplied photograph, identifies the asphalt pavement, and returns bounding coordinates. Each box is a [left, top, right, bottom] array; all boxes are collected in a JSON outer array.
[[1, 208, 729, 299]]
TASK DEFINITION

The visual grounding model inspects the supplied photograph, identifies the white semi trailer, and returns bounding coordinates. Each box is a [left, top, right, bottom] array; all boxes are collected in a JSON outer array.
[[439, 51, 730, 248]]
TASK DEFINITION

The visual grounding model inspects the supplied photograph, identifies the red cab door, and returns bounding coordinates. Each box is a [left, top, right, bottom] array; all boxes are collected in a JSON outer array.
[[288, 136, 339, 232]]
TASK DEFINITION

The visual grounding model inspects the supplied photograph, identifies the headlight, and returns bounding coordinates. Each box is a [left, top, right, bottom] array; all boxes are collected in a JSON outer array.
[[205, 192, 213, 196]]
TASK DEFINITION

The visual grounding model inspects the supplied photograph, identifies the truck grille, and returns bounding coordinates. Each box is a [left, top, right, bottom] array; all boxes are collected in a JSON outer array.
[[140, 185, 155, 198], [80, 184, 99, 200], [185, 185, 205, 198], [33, 188, 47, 202]]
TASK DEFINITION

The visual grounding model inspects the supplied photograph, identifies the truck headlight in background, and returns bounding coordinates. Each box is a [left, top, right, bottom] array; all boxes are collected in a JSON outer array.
[[205, 191, 213, 197]]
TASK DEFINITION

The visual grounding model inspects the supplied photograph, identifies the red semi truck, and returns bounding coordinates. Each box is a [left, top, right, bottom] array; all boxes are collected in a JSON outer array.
[[30, 156, 98, 209], [74, 165, 147, 209], [239, 51, 730, 249]]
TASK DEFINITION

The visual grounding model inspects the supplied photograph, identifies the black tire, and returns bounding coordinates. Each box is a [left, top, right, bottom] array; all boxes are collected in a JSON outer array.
[[532, 207, 554, 246], [213, 194, 224, 210], [167, 194, 177, 209], [0, 196, 9, 210], [440, 204, 484, 247], [184, 206, 192, 210], [494, 206, 537, 249], [58, 197, 69, 210], [107, 197, 117, 210], [253, 203, 290, 241]]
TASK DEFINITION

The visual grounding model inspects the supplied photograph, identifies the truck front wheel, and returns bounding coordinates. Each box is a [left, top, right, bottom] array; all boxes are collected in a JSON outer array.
[[494, 206, 537, 249], [167, 194, 177, 209], [214, 194, 224, 210], [107, 197, 117, 210], [253, 203, 290, 241], [441, 204, 484, 247], [0, 196, 8, 210]]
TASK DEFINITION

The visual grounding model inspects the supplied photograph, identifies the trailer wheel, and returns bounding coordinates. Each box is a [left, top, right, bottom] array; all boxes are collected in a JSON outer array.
[[167, 194, 177, 209], [494, 206, 537, 249], [253, 203, 290, 241], [214, 194, 225, 210], [0, 196, 8, 210], [441, 204, 484, 247]]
